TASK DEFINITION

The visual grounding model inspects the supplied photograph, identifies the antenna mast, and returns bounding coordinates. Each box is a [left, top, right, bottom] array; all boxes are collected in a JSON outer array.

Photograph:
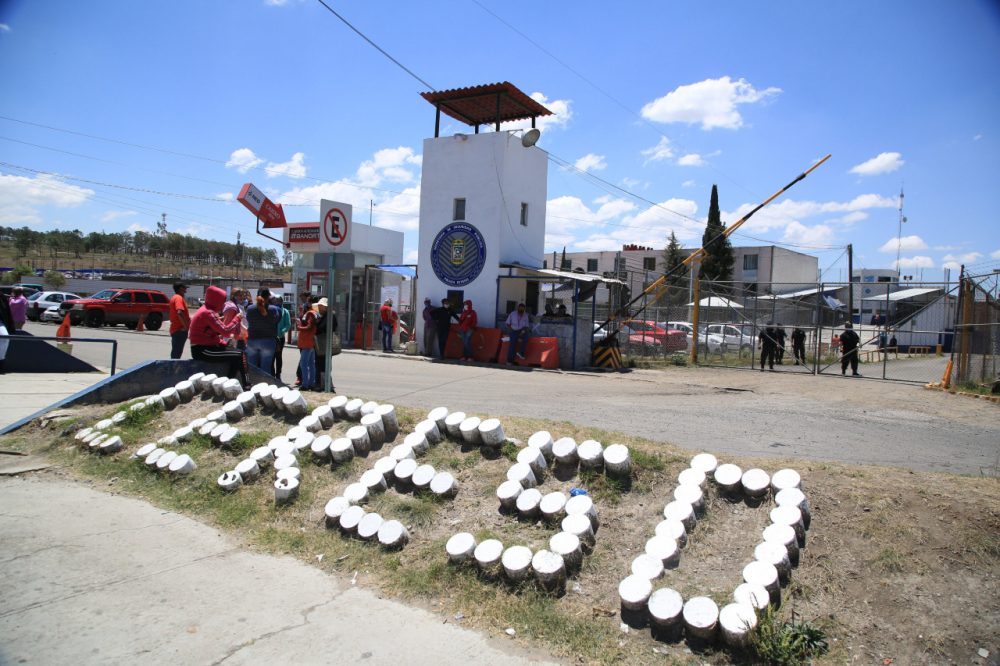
[[896, 186, 906, 275]]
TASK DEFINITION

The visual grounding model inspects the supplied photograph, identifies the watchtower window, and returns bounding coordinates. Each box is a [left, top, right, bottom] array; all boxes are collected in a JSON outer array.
[[453, 198, 466, 221]]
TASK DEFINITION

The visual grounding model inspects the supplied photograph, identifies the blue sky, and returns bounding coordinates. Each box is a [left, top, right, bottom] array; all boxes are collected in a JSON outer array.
[[1, 0, 998, 282]]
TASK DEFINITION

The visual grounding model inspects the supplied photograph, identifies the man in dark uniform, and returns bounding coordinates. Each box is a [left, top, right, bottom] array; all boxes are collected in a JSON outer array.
[[791, 326, 807, 365], [758, 321, 778, 371], [774, 323, 787, 364], [840, 321, 861, 376], [430, 298, 458, 359]]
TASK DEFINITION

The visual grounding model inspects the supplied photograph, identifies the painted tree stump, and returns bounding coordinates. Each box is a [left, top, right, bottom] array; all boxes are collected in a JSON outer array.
[[217, 470, 243, 492], [496, 479, 523, 511], [654, 518, 687, 548], [515, 488, 542, 519], [430, 471, 458, 498], [531, 549, 566, 593], [549, 532, 583, 572], [311, 434, 333, 462], [714, 463, 743, 494], [274, 477, 299, 505], [236, 391, 256, 415], [328, 395, 349, 419], [741, 468, 771, 498], [565, 494, 599, 531], [377, 519, 409, 549], [344, 398, 364, 420], [376, 404, 399, 442], [393, 458, 417, 489], [603, 444, 631, 477], [552, 437, 578, 465], [775, 487, 811, 529], [754, 541, 792, 584], [678, 467, 707, 490], [411, 464, 435, 492], [501, 545, 533, 582], [648, 587, 684, 630], [631, 553, 665, 580], [515, 447, 547, 478], [324, 496, 352, 528], [645, 535, 680, 568], [175, 380, 195, 402], [527, 431, 554, 459], [427, 406, 449, 433], [506, 462, 538, 489], [446, 532, 476, 564], [235, 458, 260, 482], [373, 456, 398, 484], [330, 437, 356, 464], [770, 505, 806, 547], [577, 439, 604, 469], [299, 414, 322, 433], [283, 390, 308, 416], [763, 523, 800, 567], [339, 505, 366, 534], [403, 431, 429, 456], [222, 401, 244, 423], [343, 482, 369, 504], [733, 582, 771, 612], [361, 468, 388, 495], [663, 500, 696, 532], [444, 411, 466, 440], [361, 413, 386, 450], [415, 419, 442, 445], [561, 513, 596, 547], [357, 512, 384, 541], [346, 425, 371, 457], [719, 603, 758, 647], [478, 418, 505, 446], [474, 538, 504, 576], [360, 401, 379, 417], [682, 596, 719, 641], [312, 405, 335, 429], [618, 574, 653, 611], [539, 491, 568, 523], [158, 387, 180, 410]]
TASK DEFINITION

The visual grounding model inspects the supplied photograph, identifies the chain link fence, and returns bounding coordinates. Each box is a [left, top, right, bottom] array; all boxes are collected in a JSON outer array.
[[951, 270, 999, 389]]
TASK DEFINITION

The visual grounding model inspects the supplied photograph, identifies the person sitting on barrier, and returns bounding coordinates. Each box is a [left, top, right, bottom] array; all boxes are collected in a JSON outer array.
[[430, 298, 458, 359], [457, 299, 477, 361], [791, 326, 807, 366], [189, 285, 250, 389], [758, 321, 778, 371], [506, 302, 531, 364], [840, 321, 861, 377]]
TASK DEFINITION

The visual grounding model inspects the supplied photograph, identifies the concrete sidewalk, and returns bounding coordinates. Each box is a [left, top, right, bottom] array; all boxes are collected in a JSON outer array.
[[0, 372, 105, 431], [0, 477, 557, 666]]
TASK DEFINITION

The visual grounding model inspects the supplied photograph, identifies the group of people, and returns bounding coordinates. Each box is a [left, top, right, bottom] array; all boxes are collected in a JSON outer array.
[[420, 297, 531, 364], [756, 322, 809, 371]]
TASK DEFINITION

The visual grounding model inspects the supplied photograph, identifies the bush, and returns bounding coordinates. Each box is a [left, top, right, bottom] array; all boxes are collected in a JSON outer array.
[[749, 606, 829, 665], [44, 270, 66, 289]]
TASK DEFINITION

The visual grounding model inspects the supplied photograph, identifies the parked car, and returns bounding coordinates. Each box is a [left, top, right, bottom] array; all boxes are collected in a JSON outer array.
[[14, 282, 45, 292], [621, 319, 687, 353], [661, 321, 728, 353], [40, 305, 64, 323], [0, 285, 40, 298], [26, 290, 82, 321], [59, 288, 171, 330], [706, 323, 755, 353]]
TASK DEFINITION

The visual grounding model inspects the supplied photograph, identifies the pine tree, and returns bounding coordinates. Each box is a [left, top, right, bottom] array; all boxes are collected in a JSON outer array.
[[661, 231, 688, 306], [699, 184, 735, 294]]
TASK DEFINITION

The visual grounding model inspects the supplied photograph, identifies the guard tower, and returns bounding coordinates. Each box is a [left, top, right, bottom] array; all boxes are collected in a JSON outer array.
[[416, 82, 553, 331]]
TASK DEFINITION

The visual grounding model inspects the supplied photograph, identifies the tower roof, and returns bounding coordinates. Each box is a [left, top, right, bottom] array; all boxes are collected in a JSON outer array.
[[421, 82, 553, 132]]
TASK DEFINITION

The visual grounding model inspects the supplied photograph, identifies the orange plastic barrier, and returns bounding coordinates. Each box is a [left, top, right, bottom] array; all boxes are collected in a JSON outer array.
[[353, 322, 374, 349], [498, 336, 559, 369], [442, 326, 502, 361]]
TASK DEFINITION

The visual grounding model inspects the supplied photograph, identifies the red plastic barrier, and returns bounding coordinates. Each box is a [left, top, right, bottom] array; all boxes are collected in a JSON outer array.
[[354, 322, 374, 349], [443, 326, 503, 361], [498, 336, 559, 369]]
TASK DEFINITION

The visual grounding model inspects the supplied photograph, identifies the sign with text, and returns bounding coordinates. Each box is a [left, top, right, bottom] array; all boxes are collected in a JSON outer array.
[[237, 183, 287, 229], [320, 199, 352, 253]]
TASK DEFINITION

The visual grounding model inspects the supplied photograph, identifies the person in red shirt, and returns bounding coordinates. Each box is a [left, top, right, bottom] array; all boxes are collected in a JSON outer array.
[[457, 299, 477, 361], [379, 298, 394, 352], [296, 299, 318, 390], [189, 285, 249, 388], [168, 283, 191, 359]]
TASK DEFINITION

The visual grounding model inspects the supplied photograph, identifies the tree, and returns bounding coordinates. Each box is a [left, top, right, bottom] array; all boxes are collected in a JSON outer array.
[[661, 231, 689, 306], [44, 269, 66, 289], [699, 184, 735, 293]]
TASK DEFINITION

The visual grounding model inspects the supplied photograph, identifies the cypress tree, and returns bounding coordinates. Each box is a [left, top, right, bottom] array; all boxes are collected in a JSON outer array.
[[661, 231, 688, 306], [699, 184, 735, 294]]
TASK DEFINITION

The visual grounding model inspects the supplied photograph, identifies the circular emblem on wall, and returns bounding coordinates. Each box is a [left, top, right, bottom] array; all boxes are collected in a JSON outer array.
[[430, 222, 487, 287]]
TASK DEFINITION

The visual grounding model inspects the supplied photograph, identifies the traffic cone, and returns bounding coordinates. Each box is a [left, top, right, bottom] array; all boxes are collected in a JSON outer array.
[[56, 313, 71, 339], [136, 314, 145, 333]]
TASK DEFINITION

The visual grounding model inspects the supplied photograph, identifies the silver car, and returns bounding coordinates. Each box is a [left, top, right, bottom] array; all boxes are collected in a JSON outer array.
[[41, 304, 65, 323]]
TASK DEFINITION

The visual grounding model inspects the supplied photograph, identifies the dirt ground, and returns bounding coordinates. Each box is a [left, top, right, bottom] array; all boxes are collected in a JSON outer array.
[[5, 390, 999, 665]]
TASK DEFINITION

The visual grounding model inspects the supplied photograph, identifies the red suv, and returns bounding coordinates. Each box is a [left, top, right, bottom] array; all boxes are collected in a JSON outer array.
[[60, 288, 171, 330], [622, 319, 687, 353]]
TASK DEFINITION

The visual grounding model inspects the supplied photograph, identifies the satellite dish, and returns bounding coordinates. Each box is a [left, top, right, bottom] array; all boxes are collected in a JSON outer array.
[[521, 128, 541, 148]]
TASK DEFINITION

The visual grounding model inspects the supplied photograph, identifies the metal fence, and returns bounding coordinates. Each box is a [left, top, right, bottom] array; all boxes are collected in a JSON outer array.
[[951, 270, 999, 388]]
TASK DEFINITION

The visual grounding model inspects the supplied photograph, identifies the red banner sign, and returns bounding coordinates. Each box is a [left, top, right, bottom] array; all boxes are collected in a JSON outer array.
[[237, 183, 287, 228]]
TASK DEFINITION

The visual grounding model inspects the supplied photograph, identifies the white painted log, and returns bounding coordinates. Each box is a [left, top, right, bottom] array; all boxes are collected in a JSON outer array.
[[741, 468, 771, 497], [357, 512, 384, 541], [144, 447, 165, 467], [222, 379, 242, 401], [618, 575, 653, 611], [210, 423, 230, 442], [527, 431, 554, 459], [128, 403, 145, 413], [361, 468, 388, 495], [654, 519, 688, 548], [211, 376, 228, 399], [285, 426, 307, 442], [770, 505, 806, 546], [111, 411, 128, 425], [719, 603, 758, 647], [496, 479, 523, 510], [501, 545, 533, 582], [506, 462, 538, 489], [270, 386, 290, 410], [157, 435, 177, 448], [273, 454, 297, 472], [94, 418, 114, 431], [237, 391, 256, 415], [196, 373, 217, 393], [411, 464, 435, 491], [82, 431, 104, 446], [133, 443, 157, 459], [338, 505, 365, 534], [564, 494, 599, 530], [403, 432, 429, 456], [376, 404, 399, 442], [324, 496, 352, 527], [273, 477, 300, 504], [235, 458, 260, 482], [678, 467, 707, 490], [275, 467, 301, 482], [539, 492, 568, 523], [645, 535, 680, 568], [733, 583, 771, 612], [577, 439, 604, 468], [648, 588, 684, 628], [88, 434, 107, 451], [328, 395, 349, 419], [754, 541, 791, 583], [156, 451, 178, 471], [258, 385, 277, 409], [373, 456, 397, 484], [291, 431, 313, 454], [389, 443, 414, 462], [360, 400, 379, 417], [329, 437, 356, 464], [515, 487, 542, 519], [515, 447, 547, 478], [459, 416, 483, 446], [714, 463, 743, 493], [222, 400, 244, 423], [531, 550, 566, 590], [683, 596, 719, 640], [446, 532, 476, 564], [267, 435, 289, 452], [377, 520, 409, 549], [271, 442, 295, 460], [313, 405, 335, 429], [415, 419, 443, 445], [775, 487, 811, 529], [690, 452, 718, 475], [663, 500, 696, 531], [742, 561, 780, 597], [343, 482, 369, 504], [603, 444, 631, 477], [311, 435, 333, 461], [196, 421, 217, 438], [474, 538, 504, 572], [250, 381, 269, 397], [631, 553, 665, 580], [206, 408, 226, 423], [478, 418, 505, 446], [443, 411, 466, 440], [189, 372, 206, 389], [361, 413, 386, 449], [99, 436, 124, 455], [346, 425, 371, 456], [549, 532, 583, 571], [561, 513, 595, 546], [217, 470, 242, 492], [144, 395, 164, 410], [188, 417, 207, 430], [75, 427, 95, 442], [674, 484, 705, 513], [427, 406, 449, 433], [173, 426, 193, 443], [552, 437, 578, 465], [299, 414, 321, 433], [763, 523, 800, 566], [393, 457, 417, 487], [166, 453, 194, 475], [344, 398, 364, 420], [158, 387, 181, 410], [430, 471, 458, 498], [283, 390, 308, 416], [175, 380, 195, 402]]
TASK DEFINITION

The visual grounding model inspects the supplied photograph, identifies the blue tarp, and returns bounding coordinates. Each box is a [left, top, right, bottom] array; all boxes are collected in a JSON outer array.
[[373, 264, 417, 278]]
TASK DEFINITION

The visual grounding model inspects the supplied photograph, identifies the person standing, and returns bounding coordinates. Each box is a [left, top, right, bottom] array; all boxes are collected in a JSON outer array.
[[188, 286, 249, 389], [379, 298, 394, 352], [457, 299, 477, 361], [271, 296, 290, 381], [505, 302, 531, 364], [840, 321, 861, 376], [791, 326, 807, 366], [430, 298, 458, 359], [314, 298, 337, 392], [0, 292, 14, 374], [758, 321, 778, 371], [168, 283, 191, 359], [8, 287, 28, 330], [245, 287, 281, 374], [296, 299, 318, 390], [223, 288, 248, 350], [774, 324, 787, 364], [421, 297, 436, 357]]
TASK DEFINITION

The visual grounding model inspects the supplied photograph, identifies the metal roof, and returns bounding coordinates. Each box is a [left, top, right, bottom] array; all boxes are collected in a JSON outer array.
[[501, 264, 624, 285], [421, 82, 553, 128], [861, 287, 941, 302]]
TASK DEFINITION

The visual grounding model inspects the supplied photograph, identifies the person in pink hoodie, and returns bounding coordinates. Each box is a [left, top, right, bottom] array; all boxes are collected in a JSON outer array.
[[189, 285, 249, 388]]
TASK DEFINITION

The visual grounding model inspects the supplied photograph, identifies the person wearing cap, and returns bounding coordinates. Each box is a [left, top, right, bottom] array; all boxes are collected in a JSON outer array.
[[430, 298, 458, 358], [379, 298, 394, 352], [168, 282, 191, 359], [840, 321, 861, 376], [505, 302, 531, 364], [421, 297, 436, 357], [757, 321, 779, 371], [457, 299, 477, 361]]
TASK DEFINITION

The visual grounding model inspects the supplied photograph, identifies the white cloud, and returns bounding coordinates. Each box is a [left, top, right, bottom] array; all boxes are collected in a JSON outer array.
[[942, 252, 983, 264], [574, 153, 607, 172], [0, 173, 93, 225], [226, 148, 264, 173], [551, 196, 702, 253], [126, 222, 151, 234], [677, 153, 706, 167], [839, 211, 867, 224], [941, 261, 961, 272], [974, 134, 983, 141], [878, 235, 927, 253], [681, 180, 696, 188], [0, 23, 10, 32], [895, 256, 934, 269], [724, 193, 897, 236], [641, 137, 674, 163], [354, 146, 421, 187], [992, 249, 1000, 259], [849, 152, 904, 176], [266, 152, 307, 179], [782, 221, 835, 247], [493, 92, 572, 134], [403, 248, 419, 264], [102, 210, 138, 223], [640, 76, 781, 130], [215, 192, 234, 202]]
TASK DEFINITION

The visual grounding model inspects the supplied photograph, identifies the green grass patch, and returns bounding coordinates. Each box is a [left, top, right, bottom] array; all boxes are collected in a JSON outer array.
[[749, 606, 830, 665]]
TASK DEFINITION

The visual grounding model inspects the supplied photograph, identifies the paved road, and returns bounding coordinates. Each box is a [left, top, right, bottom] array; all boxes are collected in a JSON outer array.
[[22, 321, 1000, 475]]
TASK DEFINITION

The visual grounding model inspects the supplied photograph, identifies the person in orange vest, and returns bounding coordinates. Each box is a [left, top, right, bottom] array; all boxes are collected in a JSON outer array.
[[457, 299, 477, 361]]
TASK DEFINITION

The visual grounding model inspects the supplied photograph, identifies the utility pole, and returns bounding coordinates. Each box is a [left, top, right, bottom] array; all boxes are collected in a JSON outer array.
[[847, 243, 854, 324], [369, 200, 374, 226], [895, 187, 906, 276]]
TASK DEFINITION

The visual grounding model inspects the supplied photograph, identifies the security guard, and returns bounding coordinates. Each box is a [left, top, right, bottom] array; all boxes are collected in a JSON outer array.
[[758, 321, 779, 371], [840, 322, 861, 376]]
